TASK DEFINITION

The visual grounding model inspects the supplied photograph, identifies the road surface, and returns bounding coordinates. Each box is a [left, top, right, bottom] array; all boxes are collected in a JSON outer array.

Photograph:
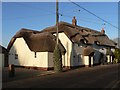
[[2, 64, 120, 89]]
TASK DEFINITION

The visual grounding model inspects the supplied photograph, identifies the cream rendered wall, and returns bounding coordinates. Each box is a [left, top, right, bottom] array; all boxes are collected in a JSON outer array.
[[58, 33, 72, 67], [9, 37, 49, 68]]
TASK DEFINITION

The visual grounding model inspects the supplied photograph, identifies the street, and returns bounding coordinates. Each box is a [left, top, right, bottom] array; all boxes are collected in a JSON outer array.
[[2, 64, 120, 88]]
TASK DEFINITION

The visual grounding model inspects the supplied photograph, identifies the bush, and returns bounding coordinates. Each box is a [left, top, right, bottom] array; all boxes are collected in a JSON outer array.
[[53, 45, 62, 72], [112, 59, 118, 64], [113, 48, 120, 63]]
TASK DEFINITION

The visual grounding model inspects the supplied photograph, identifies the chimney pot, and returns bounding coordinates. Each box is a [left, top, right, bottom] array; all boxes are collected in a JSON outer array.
[[101, 27, 105, 34], [72, 16, 77, 26]]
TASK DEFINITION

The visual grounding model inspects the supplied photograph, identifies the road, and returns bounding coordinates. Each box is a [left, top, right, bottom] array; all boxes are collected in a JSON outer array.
[[2, 64, 120, 89]]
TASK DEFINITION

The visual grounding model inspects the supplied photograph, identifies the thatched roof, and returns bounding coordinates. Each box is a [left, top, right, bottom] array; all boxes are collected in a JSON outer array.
[[83, 46, 94, 56], [7, 28, 66, 55], [42, 21, 115, 47], [0, 45, 7, 54]]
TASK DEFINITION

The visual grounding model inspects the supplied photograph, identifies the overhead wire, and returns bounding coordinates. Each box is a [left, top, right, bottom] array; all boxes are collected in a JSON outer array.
[[59, 13, 102, 25], [59, 8, 101, 22], [68, 0, 119, 30]]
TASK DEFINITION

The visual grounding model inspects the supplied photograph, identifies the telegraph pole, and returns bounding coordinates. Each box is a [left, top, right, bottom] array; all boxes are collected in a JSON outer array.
[[53, 0, 62, 72], [56, 0, 59, 45]]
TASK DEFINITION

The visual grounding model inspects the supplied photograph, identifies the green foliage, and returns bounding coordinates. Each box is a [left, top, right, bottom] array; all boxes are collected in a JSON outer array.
[[114, 48, 120, 63], [106, 48, 110, 55], [113, 59, 118, 64], [53, 44, 62, 73]]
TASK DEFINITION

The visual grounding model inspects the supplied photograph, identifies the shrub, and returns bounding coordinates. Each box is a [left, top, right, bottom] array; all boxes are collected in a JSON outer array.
[[113, 48, 120, 63], [53, 44, 62, 72], [113, 59, 118, 64]]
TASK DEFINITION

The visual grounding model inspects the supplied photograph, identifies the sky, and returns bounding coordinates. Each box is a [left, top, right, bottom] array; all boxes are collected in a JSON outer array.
[[1, 1, 119, 48]]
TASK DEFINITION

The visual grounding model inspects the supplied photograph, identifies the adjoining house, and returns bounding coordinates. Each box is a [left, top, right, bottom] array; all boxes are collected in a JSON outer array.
[[0, 45, 8, 67], [106, 47, 115, 63], [7, 29, 66, 70], [83, 46, 94, 67], [41, 17, 116, 68]]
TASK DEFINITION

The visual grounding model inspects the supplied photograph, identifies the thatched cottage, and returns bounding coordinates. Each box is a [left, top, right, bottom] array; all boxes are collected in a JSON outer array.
[[8, 17, 116, 70], [7, 29, 66, 70], [41, 17, 116, 68], [0, 45, 8, 67]]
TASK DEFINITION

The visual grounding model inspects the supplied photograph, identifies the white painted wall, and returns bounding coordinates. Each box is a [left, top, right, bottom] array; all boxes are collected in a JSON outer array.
[[84, 56, 89, 66], [107, 55, 110, 63], [93, 45, 109, 65], [48, 52, 53, 67], [0, 54, 2, 67], [111, 48, 115, 52], [62, 55, 65, 67], [58, 33, 86, 67], [56, 32, 104, 67], [107, 55, 113, 63], [91, 57, 93, 65], [84, 56, 93, 66], [9, 37, 51, 68], [93, 50, 101, 64], [58, 33, 72, 67], [72, 44, 85, 66], [0, 54, 4, 67]]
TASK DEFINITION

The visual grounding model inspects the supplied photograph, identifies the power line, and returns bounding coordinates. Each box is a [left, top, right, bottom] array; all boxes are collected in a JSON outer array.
[[68, 0, 119, 30], [60, 14, 102, 25], [60, 9, 103, 22]]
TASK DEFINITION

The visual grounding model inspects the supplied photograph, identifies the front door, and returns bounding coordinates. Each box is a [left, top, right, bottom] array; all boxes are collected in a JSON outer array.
[[89, 56, 91, 67]]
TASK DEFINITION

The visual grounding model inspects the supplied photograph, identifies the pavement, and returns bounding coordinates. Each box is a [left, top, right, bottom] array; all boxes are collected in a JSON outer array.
[[2, 67, 56, 83], [111, 80, 120, 88]]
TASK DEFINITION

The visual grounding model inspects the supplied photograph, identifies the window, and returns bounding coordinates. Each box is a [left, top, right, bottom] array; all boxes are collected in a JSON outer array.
[[15, 54, 18, 59], [35, 52, 37, 58], [94, 41, 100, 45], [78, 54, 81, 62]]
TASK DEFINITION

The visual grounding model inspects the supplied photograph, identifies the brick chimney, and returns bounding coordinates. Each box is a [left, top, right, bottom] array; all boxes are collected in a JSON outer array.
[[72, 16, 77, 26], [101, 27, 105, 34]]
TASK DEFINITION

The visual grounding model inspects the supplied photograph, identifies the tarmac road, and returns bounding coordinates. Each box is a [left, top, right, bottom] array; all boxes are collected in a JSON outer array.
[[2, 63, 120, 89]]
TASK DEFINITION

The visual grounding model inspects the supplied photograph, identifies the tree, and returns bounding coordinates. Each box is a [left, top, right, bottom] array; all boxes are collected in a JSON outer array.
[[53, 45, 62, 72]]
